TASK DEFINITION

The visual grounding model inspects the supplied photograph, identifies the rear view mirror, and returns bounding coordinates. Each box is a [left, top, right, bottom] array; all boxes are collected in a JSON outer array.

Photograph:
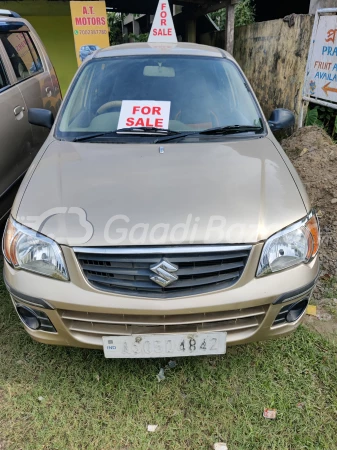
[[28, 108, 54, 129], [143, 65, 175, 77], [268, 108, 295, 131]]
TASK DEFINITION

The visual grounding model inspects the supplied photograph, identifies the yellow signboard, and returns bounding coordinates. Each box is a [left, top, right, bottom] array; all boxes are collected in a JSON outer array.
[[70, 1, 110, 66]]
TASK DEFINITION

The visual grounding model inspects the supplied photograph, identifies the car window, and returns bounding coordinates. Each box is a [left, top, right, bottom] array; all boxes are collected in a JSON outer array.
[[0, 32, 43, 81], [57, 55, 262, 139], [0, 56, 9, 90]]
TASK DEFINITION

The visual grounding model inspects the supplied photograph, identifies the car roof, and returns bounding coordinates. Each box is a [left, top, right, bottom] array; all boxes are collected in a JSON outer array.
[[93, 42, 233, 60]]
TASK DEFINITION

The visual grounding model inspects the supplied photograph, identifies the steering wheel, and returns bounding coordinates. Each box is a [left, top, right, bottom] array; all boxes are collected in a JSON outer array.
[[96, 101, 123, 115]]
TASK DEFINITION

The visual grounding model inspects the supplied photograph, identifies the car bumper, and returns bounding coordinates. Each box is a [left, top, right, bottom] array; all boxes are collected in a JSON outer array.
[[3, 244, 320, 351]]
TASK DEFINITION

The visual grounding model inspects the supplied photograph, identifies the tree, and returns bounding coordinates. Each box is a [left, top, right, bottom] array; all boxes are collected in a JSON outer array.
[[107, 12, 125, 46], [209, 0, 255, 31], [235, 0, 256, 27]]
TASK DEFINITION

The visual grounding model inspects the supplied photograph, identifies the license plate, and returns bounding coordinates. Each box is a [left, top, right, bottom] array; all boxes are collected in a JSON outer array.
[[102, 332, 226, 359]]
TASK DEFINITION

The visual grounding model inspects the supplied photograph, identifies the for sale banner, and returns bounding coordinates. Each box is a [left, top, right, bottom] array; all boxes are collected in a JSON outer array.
[[70, 1, 109, 66]]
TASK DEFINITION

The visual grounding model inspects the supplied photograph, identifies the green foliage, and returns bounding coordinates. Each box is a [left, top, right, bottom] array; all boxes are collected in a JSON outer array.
[[305, 106, 321, 126], [235, 0, 256, 27], [306, 104, 337, 138], [209, 0, 255, 31], [107, 12, 125, 46], [128, 32, 149, 43], [107, 13, 149, 45]]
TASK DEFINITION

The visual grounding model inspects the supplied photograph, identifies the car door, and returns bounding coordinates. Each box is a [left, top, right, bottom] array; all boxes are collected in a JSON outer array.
[[0, 29, 59, 161], [0, 46, 33, 220]]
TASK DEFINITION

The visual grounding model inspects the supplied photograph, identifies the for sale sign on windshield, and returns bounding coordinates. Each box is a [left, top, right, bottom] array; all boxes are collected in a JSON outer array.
[[303, 10, 337, 105], [117, 101, 171, 130]]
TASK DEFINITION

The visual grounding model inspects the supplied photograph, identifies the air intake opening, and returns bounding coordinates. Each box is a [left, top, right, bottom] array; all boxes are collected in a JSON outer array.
[[16, 305, 41, 330], [286, 299, 309, 323], [273, 298, 310, 326], [15, 304, 56, 332]]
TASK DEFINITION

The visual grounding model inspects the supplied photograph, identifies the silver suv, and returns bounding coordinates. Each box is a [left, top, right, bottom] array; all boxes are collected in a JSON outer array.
[[0, 11, 61, 223]]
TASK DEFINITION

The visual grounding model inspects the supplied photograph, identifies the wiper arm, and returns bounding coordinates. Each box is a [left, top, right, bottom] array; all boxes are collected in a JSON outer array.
[[116, 127, 179, 135], [198, 125, 264, 135], [154, 125, 263, 144], [154, 131, 198, 143], [72, 127, 179, 142], [72, 131, 117, 142]]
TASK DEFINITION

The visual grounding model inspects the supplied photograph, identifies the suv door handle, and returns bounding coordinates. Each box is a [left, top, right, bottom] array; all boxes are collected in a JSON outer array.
[[14, 105, 25, 116]]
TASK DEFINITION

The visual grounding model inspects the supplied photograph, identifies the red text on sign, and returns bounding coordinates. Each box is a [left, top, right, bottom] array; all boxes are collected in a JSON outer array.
[[132, 106, 162, 115], [126, 104, 165, 128], [126, 118, 164, 127], [152, 2, 173, 36]]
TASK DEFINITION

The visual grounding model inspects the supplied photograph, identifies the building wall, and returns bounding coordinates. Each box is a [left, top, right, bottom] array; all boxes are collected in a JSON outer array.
[[200, 15, 314, 121], [233, 15, 314, 121], [199, 30, 225, 48]]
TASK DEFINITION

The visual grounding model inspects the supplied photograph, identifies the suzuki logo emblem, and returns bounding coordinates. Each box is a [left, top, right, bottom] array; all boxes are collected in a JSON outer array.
[[150, 259, 179, 287]]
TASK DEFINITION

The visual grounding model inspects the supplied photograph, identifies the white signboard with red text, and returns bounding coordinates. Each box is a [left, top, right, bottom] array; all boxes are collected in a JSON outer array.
[[148, 0, 177, 43], [302, 8, 337, 111], [117, 101, 171, 129]]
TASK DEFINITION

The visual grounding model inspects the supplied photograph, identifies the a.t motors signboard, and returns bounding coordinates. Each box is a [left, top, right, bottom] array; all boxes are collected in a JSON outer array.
[[302, 8, 337, 117], [70, 1, 110, 66]]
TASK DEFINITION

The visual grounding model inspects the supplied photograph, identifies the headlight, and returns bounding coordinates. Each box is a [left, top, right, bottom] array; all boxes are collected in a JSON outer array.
[[2, 217, 69, 281], [257, 211, 320, 277]]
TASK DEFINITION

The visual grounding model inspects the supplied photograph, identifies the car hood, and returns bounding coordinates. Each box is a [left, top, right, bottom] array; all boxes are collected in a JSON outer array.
[[14, 137, 307, 247]]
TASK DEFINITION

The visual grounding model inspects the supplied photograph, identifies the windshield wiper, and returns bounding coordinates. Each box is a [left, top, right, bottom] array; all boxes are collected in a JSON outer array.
[[117, 127, 179, 135], [154, 125, 263, 144], [72, 131, 117, 142], [198, 125, 263, 135], [72, 127, 179, 142]]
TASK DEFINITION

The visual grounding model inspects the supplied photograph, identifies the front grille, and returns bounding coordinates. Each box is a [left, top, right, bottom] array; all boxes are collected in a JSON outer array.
[[61, 305, 266, 341], [75, 246, 251, 297]]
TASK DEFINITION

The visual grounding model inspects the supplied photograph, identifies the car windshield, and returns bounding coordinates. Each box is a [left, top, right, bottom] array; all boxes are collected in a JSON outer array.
[[56, 55, 263, 141]]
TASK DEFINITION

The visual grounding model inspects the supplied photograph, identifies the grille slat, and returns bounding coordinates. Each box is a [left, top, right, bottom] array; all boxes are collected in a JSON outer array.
[[76, 251, 249, 264], [76, 246, 250, 297], [82, 264, 151, 276], [61, 305, 266, 338], [61, 306, 266, 326], [65, 317, 259, 336], [85, 271, 241, 290]]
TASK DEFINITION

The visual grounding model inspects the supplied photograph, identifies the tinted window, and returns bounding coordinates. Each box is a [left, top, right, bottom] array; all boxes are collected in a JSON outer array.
[[1, 32, 43, 81], [57, 56, 262, 139], [0, 57, 9, 90]]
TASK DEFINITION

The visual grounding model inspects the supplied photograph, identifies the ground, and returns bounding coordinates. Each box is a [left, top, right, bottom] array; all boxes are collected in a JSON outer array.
[[0, 127, 336, 450], [282, 126, 337, 343]]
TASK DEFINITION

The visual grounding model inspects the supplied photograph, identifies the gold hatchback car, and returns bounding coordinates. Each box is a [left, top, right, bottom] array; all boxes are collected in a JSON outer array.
[[2, 42, 320, 359]]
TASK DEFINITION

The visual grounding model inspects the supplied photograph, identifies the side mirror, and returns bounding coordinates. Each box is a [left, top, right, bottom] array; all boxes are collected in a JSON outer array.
[[28, 108, 54, 129], [268, 108, 295, 131]]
